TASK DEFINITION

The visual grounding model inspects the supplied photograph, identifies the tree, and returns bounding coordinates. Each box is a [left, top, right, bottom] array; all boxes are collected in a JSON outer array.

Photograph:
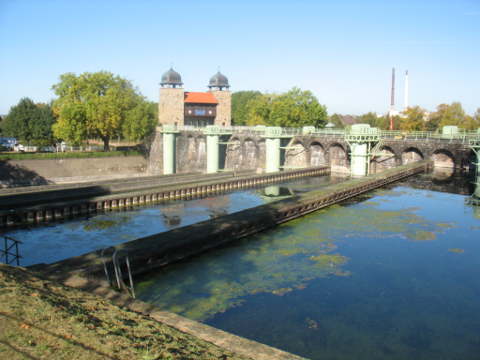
[[52, 71, 150, 151], [2, 98, 56, 145], [328, 113, 345, 128], [356, 112, 389, 129], [399, 106, 427, 131], [245, 93, 275, 126], [123, 101, 157, 141], [429, 102, 466, 130], [463, 108, 480, 131], [231, 91, 262, 125], [269, 87, 327, 127]]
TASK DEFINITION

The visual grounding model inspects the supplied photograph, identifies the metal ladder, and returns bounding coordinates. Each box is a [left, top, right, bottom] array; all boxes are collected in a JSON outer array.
[[100, 247, 135, 298], [1, 235, 22, 266]]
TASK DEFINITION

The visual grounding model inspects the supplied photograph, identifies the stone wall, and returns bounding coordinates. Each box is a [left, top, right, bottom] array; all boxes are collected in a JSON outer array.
[[1, 156, 147, 187], [147, 131, 473, 175], [158, 88, 184, 125], [211, 90, 232, 127]]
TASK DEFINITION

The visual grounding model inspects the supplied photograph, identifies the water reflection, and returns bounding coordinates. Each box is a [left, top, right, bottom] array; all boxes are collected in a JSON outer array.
[[6, 176, 335, 266], [136, 174, 480, 360]]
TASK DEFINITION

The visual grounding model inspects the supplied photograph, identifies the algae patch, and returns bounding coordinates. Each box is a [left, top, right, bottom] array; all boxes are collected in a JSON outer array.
[[407, 231, 437, 241], [448, 248, 465, 254]]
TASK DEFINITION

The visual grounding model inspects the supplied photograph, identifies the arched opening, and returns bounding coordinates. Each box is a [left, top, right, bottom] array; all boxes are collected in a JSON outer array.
[[432, 149, 455, 169], [225, 137, 242, 170], [186, 136, 196, 163], [310, 142, 326, 166], [328, 144, 348, 173], [401, 147, 423, 164], [196, 137, 206, 170], [285, 141, 308, 169], [243, 139, 257, 170], [257, 140, 266, 173], [373, 146, 397, 172]]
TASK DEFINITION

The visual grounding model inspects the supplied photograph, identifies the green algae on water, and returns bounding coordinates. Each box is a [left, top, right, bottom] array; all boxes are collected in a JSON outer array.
[[448, 248, 464, 254], [407, 231, 437, 241]]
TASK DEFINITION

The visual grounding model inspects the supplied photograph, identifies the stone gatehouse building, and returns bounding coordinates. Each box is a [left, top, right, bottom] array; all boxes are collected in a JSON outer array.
[[158, 67, 231, 127]]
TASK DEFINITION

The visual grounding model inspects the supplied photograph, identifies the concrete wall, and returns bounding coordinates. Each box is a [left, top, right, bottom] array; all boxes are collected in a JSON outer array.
[[1, 156, 147, 187]]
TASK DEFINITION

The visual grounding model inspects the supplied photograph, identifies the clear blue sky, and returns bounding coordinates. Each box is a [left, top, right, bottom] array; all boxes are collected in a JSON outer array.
[[1, 0, 479, 116]]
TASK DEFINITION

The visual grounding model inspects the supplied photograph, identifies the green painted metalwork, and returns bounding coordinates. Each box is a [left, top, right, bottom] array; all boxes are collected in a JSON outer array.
[[206, 134, 219, 174], [469, 138, 480, 201], [344, 124, 380, 177], [265, 137, 281, 173], [163, 132, 176, 175]]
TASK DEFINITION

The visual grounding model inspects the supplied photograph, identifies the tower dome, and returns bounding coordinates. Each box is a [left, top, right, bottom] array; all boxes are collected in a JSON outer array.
[[160, 67, 183, 88], [208, 71, 230, 90]]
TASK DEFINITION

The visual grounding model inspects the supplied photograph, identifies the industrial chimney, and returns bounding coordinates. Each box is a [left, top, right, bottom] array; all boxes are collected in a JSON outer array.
[[390, 67, 395, 111], [404, 70, 409, 110]]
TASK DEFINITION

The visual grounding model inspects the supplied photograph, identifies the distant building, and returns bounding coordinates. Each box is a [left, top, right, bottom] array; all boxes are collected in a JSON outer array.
[[158, 68, 231, 127]]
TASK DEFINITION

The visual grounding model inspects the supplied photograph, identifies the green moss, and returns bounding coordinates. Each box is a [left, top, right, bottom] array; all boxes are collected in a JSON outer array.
[[0, 150, 142, 160], [309, 254, 348, 267], [407, 231, 437, 241], [83, 216, 130, 231]]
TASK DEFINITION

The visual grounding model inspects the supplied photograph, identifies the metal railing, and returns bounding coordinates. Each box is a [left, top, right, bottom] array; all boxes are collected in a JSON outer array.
[[101, 247, 135, 298], [160, 125, 480, 144], [1, 235, 22, 266]]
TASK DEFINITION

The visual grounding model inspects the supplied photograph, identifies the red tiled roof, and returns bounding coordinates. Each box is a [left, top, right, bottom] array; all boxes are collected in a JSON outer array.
[[184, 92, 218, 104]]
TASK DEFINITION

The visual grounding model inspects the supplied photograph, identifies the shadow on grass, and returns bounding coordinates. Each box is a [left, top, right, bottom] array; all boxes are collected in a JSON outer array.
[[0, 311, 120, 360], [0, 340, 39, 360]]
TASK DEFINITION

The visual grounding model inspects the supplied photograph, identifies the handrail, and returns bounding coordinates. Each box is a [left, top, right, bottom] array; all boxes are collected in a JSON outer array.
[[159, 125, 480, 144], [1, 235, 22, 266]]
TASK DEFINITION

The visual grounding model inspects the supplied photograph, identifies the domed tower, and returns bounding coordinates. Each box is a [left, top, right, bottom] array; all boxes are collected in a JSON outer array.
[[160, 67, 183, 88], [208, 70, 231, 126], [208, 71, 230, 91], [159, 67, 184, 126]]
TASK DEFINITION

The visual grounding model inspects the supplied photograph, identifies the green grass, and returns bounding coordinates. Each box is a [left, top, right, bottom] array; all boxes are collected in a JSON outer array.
[[0, 150, 143, 161], [0, 264, 248, 360]]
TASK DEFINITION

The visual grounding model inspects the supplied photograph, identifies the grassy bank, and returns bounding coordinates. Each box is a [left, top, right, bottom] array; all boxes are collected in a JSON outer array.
[[0, 151, 143, 161], [0, 264, 248, 360]]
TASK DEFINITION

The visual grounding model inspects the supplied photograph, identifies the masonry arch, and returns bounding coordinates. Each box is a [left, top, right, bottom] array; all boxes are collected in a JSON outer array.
[[196, 137, 206, 170], [372, 146, 397, 173], [243, 138, 258, 170], [285, 140, 308, 169], [257, 139, 266, 172], [225, 136, 242, 170], [401, 147, 424, 164], [185, 135, 197, 163], [432, 149, 455, 169], [328, 143, 348, 172], [310, 142, 326, 166]]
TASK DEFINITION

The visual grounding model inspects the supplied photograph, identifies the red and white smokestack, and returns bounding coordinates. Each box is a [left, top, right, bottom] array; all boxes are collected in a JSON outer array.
[[390, 67, 395, 109], [404, 70, 409, 110]]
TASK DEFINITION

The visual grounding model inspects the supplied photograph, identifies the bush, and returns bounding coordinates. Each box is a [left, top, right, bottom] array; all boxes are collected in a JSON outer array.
[[0, 150, 142, 161]]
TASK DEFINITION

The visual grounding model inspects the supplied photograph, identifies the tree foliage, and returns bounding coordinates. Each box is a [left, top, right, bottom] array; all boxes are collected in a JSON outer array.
[[428, 102, 465, 130], [241, 87, 327, 127], [399, 106, 427, 131], [231, 91, 262, 125], [123, 101, 157, 141], [356, 112, 389, 129], [52, 71, 153, 150], [328, 114, 345, 128], [2, 97, 56, 145]]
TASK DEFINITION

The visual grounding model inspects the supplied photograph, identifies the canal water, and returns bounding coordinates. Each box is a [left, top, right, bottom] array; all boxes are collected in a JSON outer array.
[[135, 172, 480, 360], [3, 175, 341, 266]]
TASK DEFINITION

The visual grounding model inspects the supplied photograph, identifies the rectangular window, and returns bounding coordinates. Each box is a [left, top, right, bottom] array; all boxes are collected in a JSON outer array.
[[194, 109, 206, 116]]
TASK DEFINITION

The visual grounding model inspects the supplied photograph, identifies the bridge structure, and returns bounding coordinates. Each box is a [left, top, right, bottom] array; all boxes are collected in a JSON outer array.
[[154, 124, 480, 178]]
